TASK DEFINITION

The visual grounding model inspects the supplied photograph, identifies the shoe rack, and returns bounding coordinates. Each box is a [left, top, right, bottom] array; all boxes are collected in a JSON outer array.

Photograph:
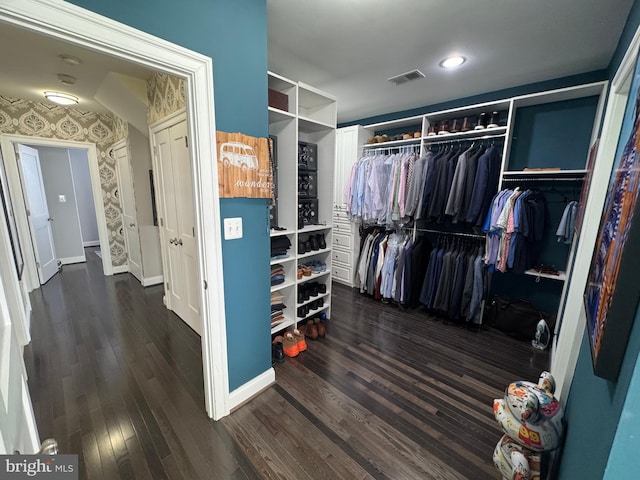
[[268, 71, 337, 335]]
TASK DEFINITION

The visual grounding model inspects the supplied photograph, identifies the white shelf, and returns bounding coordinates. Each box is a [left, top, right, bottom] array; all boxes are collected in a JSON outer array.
[[271, 278, 295, 293], [524, 269, 566, 281], [502, 169, 587, 177], [362, 137, 421, 149], [299, 224, 331, 234], [271, 316, 295, 335], [299, 115, 334, 133], [269, 106, 295, 124], [363, 114, 425, 131], [298, 248, 331, 260], [270, 228, 295, 237], [423, 126, 507, 143], [270, 256, 295, 266], [298, 270, 330, 282]]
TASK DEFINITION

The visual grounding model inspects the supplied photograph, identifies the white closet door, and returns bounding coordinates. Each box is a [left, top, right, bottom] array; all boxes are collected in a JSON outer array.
[[114, 142, 142, 282], [154, 121, 201, 335], [16, 144, 57, 284]]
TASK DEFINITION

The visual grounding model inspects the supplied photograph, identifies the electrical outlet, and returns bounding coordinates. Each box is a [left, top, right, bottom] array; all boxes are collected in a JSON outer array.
[[223, 217, 243, 240], [58, 194, 66, 203]]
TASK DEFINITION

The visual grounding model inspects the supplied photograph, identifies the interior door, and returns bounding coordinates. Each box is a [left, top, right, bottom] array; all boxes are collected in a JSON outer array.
[[114, 142, 142, 282], [0, 191, 40, 455], [154, 120, 201, 334], [16, 144, 58, 284]]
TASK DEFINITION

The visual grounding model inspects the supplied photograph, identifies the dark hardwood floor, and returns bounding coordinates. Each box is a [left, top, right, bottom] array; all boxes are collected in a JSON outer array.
[[25, 248, 549, 479]]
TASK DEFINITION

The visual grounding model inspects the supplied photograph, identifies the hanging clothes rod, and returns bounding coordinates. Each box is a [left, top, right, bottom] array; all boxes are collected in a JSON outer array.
[[424, 133, 506, 147], [409, 227, 485, 239], [501, 176, 584, 182]]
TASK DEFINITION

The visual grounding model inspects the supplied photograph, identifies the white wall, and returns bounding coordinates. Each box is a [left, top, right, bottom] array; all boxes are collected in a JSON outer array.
[[31, 146, 84, 263], [69, 148, 99, 247], [128, 127, 163, 281]]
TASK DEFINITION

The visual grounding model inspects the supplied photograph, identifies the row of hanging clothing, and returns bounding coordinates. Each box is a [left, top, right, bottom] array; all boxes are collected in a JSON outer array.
[[345, 140, 503, 228], [482, 187, 549, 274], [355, 227, 487, 323]]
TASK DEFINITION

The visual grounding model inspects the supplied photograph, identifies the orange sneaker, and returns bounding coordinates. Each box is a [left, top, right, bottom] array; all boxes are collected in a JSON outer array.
[[282, 332, 299, 357], [293, 328, 307, 352]]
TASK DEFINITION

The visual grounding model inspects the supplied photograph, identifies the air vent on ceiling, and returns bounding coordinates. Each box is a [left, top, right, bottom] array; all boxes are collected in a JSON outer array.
[[387, 69, 425, 85]]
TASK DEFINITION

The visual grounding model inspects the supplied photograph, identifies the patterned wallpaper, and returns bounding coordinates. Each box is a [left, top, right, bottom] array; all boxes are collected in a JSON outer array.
[[147, 72, 186, 124], [0, 96, 127, 266]]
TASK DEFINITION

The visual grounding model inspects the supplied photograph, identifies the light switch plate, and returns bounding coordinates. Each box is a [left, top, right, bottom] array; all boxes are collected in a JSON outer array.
[[223, 217, 243, 240]]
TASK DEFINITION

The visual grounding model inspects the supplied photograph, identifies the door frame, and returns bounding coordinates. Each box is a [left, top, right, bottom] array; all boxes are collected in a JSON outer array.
[[0, 136, 113, 290], [551, 25, 640, 402], [0, 0, 229, 419]]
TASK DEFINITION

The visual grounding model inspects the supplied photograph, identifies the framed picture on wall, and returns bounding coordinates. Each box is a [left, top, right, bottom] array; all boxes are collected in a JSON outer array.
[[584, 52, 640, 381]]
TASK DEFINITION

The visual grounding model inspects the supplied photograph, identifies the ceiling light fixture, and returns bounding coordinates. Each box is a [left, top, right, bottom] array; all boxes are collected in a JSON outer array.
[[58, 54, 83, 66], [44, 91, 79, 106], [57, 74, 77, 86], [439, 55, 466, 69]]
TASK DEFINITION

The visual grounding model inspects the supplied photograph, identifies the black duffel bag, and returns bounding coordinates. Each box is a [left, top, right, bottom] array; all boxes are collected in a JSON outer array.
[[486, 296, 553, 341]]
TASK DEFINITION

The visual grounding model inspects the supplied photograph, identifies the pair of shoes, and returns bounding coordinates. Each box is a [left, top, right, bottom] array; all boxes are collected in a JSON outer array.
[[299, 281, 324, 299], [298, 265, 312, 277], [272, 336, 285, 364], [297, 305, 310, 318], [304, 260, 326, 273], [308, 298, 324, 310], [282, 332, 299, 357], [303, 314, 327, 340]]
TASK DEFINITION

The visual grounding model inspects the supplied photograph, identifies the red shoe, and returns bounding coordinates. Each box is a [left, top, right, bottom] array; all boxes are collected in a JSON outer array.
[[293, 329, 307, 352]]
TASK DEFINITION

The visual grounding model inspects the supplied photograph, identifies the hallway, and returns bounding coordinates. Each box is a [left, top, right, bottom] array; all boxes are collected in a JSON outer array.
[[24, 247, 548, 479]]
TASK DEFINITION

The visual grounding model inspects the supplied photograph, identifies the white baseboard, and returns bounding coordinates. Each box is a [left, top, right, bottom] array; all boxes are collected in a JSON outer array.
[[228, 368, 275, 412], [83, 240, 100, 247], [59, 255, 86, 265], [142, 275, 164, 287], [112, 265, 129, 274]]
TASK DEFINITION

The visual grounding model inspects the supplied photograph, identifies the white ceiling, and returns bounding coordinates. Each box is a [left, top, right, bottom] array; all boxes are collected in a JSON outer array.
[[0, 22, 155, 113], [267, 0, 634, 124]]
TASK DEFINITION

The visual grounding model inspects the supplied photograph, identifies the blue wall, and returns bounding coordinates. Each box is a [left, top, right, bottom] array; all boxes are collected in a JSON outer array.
[[556, 1, 640, 478], [66, 0, 271, 390]]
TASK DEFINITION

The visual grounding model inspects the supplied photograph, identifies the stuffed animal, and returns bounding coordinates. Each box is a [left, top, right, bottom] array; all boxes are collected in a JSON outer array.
[[492, 372, 564, 479], [493, 434, 541, 480]]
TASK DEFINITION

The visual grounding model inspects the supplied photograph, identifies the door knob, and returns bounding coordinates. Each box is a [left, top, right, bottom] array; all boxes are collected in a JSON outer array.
[[129, 223, 135, 227], [169, 238, 175, 244], [177, 239, 183, 246], [38, 438, 58, 455], [48, 217, 54, 222]]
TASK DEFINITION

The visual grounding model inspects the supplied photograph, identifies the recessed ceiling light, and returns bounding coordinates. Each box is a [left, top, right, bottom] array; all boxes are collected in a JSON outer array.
[[57, 74, 77, 86], [439, 55, 466, 69], [44, 91, 79, 106], [58, 54, 83, 66]]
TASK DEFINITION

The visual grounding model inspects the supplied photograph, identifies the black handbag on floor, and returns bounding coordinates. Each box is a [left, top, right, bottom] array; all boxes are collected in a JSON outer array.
[[486, 296, 551, 341]]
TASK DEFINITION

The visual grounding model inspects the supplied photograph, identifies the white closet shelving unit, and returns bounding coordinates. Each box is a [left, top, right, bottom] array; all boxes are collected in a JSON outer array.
[[336, 81, 608, 319], [268, 71, 336, 335]]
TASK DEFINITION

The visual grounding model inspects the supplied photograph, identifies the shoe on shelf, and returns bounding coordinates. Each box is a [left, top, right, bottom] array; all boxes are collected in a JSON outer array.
[[293, 328, 307, 352], [475, 112, 487, 130], [282, 332, 299, 357], [318, 283, 327, 294], [309, 235, 320, 251], [305, 320, 319, 340], [303, 265, 312, 276], [488, 111, 500, 128], [317, 233, 326, 249], [297, 290, 304, 303], [298, 239, 305, 255], [297, 306, 306, 318], [309, 283, 319, 297]]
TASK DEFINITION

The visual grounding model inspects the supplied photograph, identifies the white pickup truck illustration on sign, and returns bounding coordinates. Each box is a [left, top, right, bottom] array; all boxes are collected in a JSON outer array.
[[219, 141, 259, 172]]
